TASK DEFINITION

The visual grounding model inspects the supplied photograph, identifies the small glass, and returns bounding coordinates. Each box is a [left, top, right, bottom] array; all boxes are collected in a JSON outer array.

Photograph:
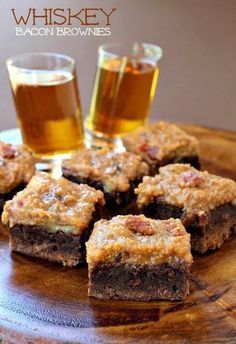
[[6, 52, 84, 161], [86, 42, 163, 141]]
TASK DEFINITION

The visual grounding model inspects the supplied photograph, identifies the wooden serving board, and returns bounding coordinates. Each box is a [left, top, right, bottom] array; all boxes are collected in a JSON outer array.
[[0, 124, 236, 344]]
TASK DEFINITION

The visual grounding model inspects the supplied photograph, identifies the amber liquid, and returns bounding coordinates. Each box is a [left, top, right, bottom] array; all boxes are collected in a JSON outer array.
[[11, 72, 84, 157], [87, 58, 159, 137]]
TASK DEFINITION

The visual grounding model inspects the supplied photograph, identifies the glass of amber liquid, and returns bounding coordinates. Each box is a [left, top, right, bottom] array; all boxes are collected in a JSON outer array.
[[7, 52, 84, 161], [86, 42, 163, 141]]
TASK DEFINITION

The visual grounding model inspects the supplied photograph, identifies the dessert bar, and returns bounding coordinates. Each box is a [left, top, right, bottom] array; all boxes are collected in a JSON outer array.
[[62, 147, 149, 215], [135, 164, 236, 253], [86, 215, 192, 301], [2, 172, 105, 266], [122, 121, 200, 174]]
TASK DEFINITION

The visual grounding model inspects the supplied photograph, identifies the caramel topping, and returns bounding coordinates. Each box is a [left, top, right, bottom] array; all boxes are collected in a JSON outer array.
[[86, 215, 192, 267], [62, 147, 149, 193], [135, 164, 236, 216], [0, 141, 35, 194], [122, 121, 199, 162], [2, 172, 105, 235]]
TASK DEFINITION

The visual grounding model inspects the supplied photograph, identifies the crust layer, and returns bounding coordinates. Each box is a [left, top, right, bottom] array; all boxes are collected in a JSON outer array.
[[10, 225, 83, 267], [89, 262, 190, 301]]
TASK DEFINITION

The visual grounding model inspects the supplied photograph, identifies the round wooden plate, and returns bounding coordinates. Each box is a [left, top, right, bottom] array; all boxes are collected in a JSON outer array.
[[0, 124, 236, 344]]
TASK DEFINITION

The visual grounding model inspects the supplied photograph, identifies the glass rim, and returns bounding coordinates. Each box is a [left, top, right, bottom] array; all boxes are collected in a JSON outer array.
[[6, 52, 75, 74], [99, 42, 163, 60]]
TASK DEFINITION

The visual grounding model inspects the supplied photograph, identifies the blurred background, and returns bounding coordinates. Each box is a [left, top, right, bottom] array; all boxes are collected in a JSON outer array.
[[0, 0, 236, 131]]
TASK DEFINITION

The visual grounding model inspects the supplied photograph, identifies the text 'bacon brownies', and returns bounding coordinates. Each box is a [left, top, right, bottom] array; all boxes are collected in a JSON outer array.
[[135, 164, 236, 253], [2, 172, 105, 266], [86, 215, 193, 301]]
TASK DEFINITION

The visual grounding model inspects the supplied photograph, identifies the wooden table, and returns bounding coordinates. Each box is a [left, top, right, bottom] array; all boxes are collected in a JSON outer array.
[[0, 124, 236, 343]]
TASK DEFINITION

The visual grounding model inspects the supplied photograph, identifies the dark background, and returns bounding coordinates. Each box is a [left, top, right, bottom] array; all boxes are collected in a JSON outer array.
[[0, 0, 236, 131]]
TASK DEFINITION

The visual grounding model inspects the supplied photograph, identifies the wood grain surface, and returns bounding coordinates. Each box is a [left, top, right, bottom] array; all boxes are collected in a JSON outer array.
[[0, 124, 236, 344]]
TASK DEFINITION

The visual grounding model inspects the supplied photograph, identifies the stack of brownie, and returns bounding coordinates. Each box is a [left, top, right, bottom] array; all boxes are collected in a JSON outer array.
[[86, 215, 193, 301], [2, 172, 105, 267], [1, 121, 236, 302], [62, 147, 149, 215], [122, 121, 200, 174], [135, 163, 236, 253]]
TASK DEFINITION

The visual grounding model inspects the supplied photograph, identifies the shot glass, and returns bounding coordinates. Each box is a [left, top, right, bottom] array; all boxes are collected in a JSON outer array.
[[86, 42, 163, 141], [6, 52, 84, 161]]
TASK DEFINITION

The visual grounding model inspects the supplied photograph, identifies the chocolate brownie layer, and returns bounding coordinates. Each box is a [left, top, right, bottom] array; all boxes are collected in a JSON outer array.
[[173, 155, 200, 168], [10, 225, 83, 267], [0, 183, 26, 212], [63, 173, 141, 216], [148, 155, 200, 175], [89, 261, 190, 301], [142, 200, 236, 253]]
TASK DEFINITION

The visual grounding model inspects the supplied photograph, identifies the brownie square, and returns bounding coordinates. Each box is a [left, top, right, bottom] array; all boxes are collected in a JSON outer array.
[[122, 121, 200, 174], [2, 172, 105, 267], [0, 141, 35, 211], [62, 147, 149, 216], [86, 215, 192, 301], [135, 164, 236, 253]]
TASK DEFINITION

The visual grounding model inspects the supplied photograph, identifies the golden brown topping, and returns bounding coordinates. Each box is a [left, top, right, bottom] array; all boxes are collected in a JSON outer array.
[[122, 121, 199, 163], [0, 141, 35, 194], [126, 217, 154, 236], [62, 147, 149, 192], [2, 172, 105, 234], [86, 215, 192, 267], [135, 164, 236, 216]]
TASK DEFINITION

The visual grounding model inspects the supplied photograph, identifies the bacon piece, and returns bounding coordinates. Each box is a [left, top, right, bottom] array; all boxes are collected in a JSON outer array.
[[138, 142, 150, 152], [2, 144, 16, 159], [181, 171, 205, 187], [126, 217, 154, 236]]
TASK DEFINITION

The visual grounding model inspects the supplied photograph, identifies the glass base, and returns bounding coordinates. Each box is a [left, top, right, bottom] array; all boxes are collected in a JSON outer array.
[[85, 128, 125, 152], [34, 153, 72, 178]]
